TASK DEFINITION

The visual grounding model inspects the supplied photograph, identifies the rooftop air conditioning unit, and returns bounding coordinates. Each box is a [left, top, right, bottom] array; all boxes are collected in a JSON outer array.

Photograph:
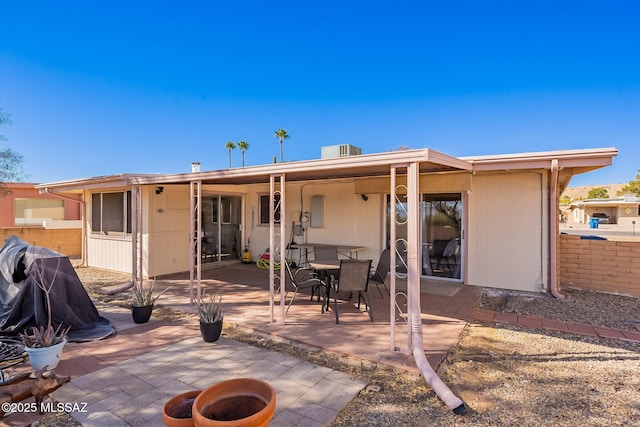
[[321, 144, 362, 159]]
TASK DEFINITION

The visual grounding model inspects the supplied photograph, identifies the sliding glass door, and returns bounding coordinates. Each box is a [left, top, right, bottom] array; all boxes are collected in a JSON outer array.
[[421, 194, 462, 279], [201, 195, 242, 263], [386, 192, 463, 280]]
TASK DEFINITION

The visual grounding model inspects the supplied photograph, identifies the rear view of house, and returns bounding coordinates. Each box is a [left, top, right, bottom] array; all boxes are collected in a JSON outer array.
[[35, 146, 617, 300]]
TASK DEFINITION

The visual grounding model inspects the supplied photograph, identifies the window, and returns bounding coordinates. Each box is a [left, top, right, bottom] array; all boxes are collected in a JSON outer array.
[[259, 194, 281, 224], [91, 191, 132, 235], [14, 198, 64, 226]]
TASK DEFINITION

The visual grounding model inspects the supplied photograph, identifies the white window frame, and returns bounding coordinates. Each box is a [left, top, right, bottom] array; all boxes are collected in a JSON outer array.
[[91, 191, 132, 236]]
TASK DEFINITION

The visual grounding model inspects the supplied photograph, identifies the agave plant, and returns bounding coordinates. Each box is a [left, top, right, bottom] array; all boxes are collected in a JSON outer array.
[[197, 291, 224, 323], [20, 324, 70, 348], [132, 277, 170, 307]]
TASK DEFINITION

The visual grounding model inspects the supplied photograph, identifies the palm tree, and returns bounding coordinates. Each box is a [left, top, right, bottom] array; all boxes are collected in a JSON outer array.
[[274, 129, 289, 163], [225, 141, 236, 168], [237, 140, 249, 167]]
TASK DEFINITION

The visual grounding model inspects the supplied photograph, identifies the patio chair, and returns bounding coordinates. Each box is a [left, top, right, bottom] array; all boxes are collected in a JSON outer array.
[[442, 238, 460, 273], [369, 248, 390, 297], [429, 239, 449, 271], [283, 261, 326, 313], [312, 245, 338, 261], [328, 259, 373, 324]]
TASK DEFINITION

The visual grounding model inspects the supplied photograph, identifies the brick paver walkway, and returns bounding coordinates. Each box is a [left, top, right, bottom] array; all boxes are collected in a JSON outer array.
[[471, 307, 640, 343]]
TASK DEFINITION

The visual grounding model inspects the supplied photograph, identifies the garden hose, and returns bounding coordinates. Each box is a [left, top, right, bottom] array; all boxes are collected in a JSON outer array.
[[256, 253, 281, 270]]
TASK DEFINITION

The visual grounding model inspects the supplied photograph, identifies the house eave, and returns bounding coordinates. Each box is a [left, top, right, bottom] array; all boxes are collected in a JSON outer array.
[[128, 148, 472, 186], [463, 147, 618, 171], [34, 174, 159, 193], [34, 147, 618, 192]]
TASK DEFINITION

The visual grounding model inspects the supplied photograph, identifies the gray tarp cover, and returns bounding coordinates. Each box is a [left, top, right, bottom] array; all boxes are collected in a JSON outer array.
[[0, 236, 116, 342]]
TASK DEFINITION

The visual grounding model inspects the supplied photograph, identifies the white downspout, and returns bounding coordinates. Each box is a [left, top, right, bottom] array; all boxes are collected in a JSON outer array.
[[549, 159, 564, 299], [411, 311, 466, 414], [406, 162, 466, 414]]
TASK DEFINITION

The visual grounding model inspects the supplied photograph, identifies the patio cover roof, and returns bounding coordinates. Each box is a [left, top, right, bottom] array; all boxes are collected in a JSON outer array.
[[462, 147, 618, 193], [35, 147, 618, 191]]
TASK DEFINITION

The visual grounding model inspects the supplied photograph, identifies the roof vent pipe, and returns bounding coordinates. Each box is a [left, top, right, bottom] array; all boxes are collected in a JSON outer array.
[[191, 162, 201, 173]]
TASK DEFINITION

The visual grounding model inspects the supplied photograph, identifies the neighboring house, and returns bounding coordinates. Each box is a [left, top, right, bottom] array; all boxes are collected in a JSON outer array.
[[571, 195, 640, 226], [36, 146, 617, 303], [0, 182, 81, 227]]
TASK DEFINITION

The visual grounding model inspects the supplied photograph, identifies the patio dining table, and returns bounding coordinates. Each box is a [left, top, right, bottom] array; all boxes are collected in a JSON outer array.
[[296, 243, 367, 265], [308, 260, 341, 312]]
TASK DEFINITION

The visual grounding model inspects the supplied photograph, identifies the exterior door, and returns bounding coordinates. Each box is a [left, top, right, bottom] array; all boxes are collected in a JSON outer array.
[[422, 194, 462, 280], [202, 195, 242, 263], [385, 193, 464, 280]]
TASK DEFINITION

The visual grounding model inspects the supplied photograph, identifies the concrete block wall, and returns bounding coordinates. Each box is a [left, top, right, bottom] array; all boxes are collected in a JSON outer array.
[[0, 228, 82, 257], [559, 233, 640, 297]]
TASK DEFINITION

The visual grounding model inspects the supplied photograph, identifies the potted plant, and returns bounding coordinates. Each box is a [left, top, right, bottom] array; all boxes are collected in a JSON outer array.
[[19, 253, 71, 371], [192, 378, 276, 427], [197, 291, 224, 342], [162, 389, 202, 427], [20, 324, 70, 371], [131, 277, 169, 324]]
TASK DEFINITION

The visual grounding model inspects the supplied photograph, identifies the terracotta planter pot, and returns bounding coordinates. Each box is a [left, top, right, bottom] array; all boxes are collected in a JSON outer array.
[[25, 339, 66, 371], [162, 390, 202, 427], [192, 378, 276, 427], [131, 304, 153, 324], [199, 321, 223, 342]]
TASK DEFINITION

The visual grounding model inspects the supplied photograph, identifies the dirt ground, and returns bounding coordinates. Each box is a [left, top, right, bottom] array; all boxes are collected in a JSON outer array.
[[222, 314, 640, 426], [37, 267, 640, 426]]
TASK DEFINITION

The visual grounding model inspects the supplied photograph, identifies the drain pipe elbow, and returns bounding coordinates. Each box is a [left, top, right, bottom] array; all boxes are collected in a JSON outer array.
[[411, 312, 466, 415]]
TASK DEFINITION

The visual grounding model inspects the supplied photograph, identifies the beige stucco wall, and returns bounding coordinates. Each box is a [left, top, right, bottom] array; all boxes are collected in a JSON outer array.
[[146, 184, 250, 277], [300, 181, 382, 261], [80, 171, 555, 292], [147, 185, 191, 277], [245, 181, 383, 264], [467, 171, 549, 292]]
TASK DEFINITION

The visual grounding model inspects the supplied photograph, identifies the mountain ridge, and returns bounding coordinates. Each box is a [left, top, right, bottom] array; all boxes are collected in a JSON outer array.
[[562, 183, 626, 200]]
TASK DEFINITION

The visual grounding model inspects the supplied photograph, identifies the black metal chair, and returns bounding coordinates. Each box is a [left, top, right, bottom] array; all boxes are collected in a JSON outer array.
[[283, 261, 326, 313], [369, 248, 390, 297], [442, 238, 460, 275], [328, 259, 373, 324]]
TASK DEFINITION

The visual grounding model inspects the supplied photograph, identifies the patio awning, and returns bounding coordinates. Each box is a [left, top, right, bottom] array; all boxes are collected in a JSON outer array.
[[127, 148, 472, 186], [34, 147, 617, 193]]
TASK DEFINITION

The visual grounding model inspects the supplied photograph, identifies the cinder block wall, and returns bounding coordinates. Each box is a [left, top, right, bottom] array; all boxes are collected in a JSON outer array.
[[559, 233, 640, 297], [0, 228, 82, 257]]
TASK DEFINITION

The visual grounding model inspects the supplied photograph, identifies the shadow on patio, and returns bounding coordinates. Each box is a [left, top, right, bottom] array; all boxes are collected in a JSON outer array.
[[158, 262, 484, 374]]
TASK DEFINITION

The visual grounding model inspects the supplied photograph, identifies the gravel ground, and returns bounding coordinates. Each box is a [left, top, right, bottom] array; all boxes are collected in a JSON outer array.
[[38, 267, 640, 426], [478, 287, 640, 333]]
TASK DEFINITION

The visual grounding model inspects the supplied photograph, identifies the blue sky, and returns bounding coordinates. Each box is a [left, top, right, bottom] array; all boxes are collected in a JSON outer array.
[[1, 1, 638, 186]]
